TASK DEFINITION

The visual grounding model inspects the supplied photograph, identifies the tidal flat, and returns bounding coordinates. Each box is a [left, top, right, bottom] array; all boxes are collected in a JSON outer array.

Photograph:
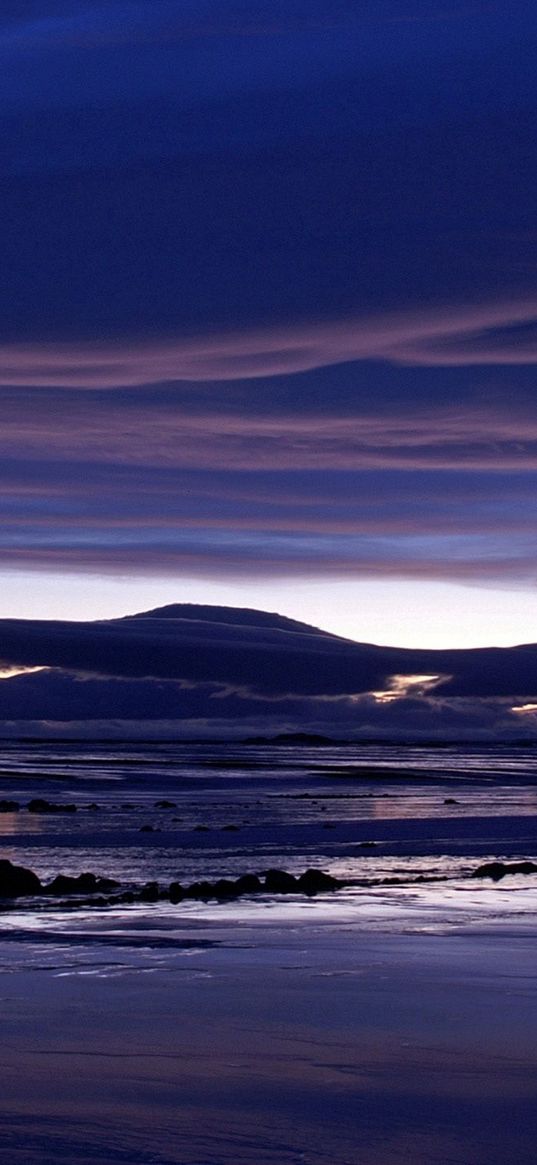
[[0, 741, 536, 1164]]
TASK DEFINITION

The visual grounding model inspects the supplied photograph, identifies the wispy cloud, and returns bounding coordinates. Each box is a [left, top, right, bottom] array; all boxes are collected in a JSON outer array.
[[2, 299, 537, 388]]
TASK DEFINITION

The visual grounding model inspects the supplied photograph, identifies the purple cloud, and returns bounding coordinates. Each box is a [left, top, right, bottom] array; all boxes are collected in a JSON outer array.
[[1, 299, 537, 388]]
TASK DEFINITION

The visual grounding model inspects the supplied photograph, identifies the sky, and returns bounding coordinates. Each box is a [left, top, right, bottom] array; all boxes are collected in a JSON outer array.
[[1, 1, 537, 649]]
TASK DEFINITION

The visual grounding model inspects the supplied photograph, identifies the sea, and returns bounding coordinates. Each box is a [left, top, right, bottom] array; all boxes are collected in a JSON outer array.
[[1, 739, 537, 973]]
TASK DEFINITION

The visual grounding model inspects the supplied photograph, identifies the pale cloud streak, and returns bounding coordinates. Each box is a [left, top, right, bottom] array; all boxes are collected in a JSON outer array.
[[1, 397, 537, 471], [3, 299, 537, 387]]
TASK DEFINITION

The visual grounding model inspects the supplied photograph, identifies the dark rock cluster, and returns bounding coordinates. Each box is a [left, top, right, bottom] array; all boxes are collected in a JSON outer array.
[[0, 858, 343, 906], [471, 860, 537, 881], [0, 799, 78, 814], [27, 799, 77, 814], [2, 856, 535, 908]]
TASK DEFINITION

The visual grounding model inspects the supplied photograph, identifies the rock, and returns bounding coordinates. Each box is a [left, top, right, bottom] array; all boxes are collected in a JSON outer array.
[[0, 859, 42, 897], [27, 798, 76, 814], [168, 881, 185, 903], [0, 800, 19, 812], [221, 824, 240, 831], [138, 881, 160, 902], [139, 824, 154, 832], [472, 860, 537, 881], [46, 872, 119, 895], [444, 798, 459, 805], [296, 868, 340, 894], [211, 878, 238, 898], [184, 880, 214, 899], [234, 873, 262, 894], [193, 825, 210, 832], [154, 800, 176, 808], [87, 803, 100, 811], [264, 869, 298, 893]]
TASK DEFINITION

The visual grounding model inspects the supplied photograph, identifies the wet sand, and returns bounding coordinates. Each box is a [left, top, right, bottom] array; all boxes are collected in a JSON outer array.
[[1, 909, 537, 1165]]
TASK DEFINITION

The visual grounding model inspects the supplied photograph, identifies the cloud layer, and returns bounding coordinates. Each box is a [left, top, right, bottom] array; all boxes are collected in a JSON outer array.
[[2, 299, 537, 387], [0, 604, 536, 739], [1, 2, 537, 613]]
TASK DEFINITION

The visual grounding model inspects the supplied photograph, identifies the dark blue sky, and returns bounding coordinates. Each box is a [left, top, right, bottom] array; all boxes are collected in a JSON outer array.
[[1, 1, 537, 651]]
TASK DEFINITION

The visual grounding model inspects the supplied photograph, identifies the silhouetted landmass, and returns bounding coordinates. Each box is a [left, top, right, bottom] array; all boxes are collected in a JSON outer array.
[[243, 732, 337, 745]]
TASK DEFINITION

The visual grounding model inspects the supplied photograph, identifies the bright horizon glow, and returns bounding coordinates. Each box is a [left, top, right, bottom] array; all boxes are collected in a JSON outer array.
[[0, 569, 535, 650]]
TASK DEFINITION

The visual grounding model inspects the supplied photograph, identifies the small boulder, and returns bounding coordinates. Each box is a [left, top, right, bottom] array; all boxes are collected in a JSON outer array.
[[211, 878, 238, 899], [264, 869, 298, 893], [297, 868, 339, 895], [184, 880, 214, 899], [154, 800, 176, 808], [234, 873, 262, 894], [169, 881, 185, 903], [0, 859, 42, 897], [472, 860, 537, 881], [138, 881, 160, 902], [0, 800, 19, 812]]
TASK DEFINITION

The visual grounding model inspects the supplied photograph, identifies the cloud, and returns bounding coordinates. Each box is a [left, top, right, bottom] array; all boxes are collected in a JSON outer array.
[[0, 604, 537, 698], [0, 604, 536, 739], [2, 300, 537, 387], [5, 385, 537, 472]]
